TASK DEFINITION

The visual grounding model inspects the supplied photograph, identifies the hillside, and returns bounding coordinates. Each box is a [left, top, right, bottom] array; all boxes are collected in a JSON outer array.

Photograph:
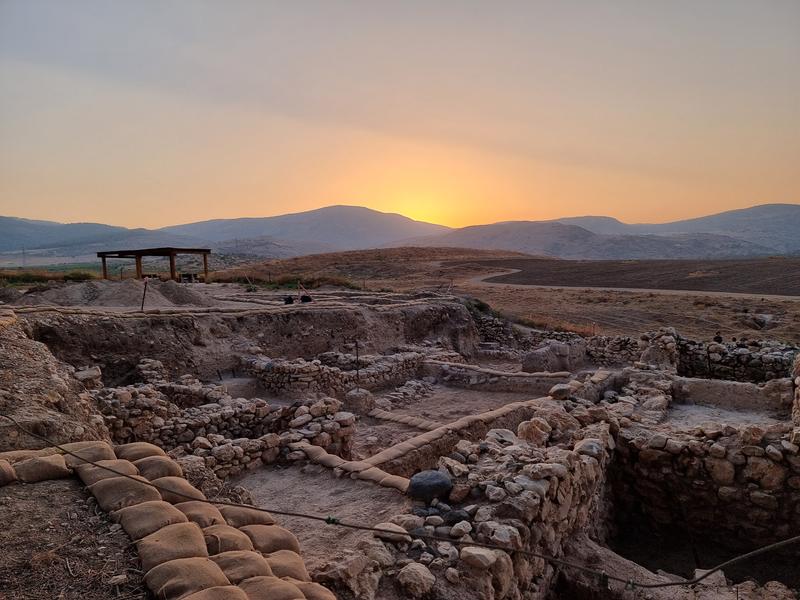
[[557, 203, 800, 253], [1, 203, 797, 264], [400, 221, 774, 259], [159, 205, 451, 248]]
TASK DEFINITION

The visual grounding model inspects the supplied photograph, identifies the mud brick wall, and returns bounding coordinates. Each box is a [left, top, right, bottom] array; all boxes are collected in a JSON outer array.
[[612, 423, 800, 549], [243, 352, 424, 397]]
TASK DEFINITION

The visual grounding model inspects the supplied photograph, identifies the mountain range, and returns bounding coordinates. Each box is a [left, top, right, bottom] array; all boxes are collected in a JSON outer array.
[[0, 203, 797, 263]]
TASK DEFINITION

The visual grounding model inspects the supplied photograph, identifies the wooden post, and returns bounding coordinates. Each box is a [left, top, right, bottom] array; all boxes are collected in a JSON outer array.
[[135, 256, 143, 279], [101, 256, 108, 279], [169, 252, 177, 281], [203, 253, 209, 282]]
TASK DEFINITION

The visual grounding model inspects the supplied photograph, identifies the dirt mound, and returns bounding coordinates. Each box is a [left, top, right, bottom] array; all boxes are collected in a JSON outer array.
[[14, 279, 212, 308], [151, 280, 212, 306]]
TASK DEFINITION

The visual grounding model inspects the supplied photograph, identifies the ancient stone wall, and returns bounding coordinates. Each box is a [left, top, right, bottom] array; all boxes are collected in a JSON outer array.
[[676, 337, 797, 383], [585, 335, 641, 366], [612, 423, 800, 549], [95, 384, 355, 477], [243, 352, 424, 397]]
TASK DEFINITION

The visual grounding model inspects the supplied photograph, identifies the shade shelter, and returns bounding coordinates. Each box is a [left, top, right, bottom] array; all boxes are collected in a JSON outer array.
[[97, 247, 211, 281]]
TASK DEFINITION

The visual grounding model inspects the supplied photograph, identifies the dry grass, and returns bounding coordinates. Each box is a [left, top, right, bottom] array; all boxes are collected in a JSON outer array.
[[0, 269, 96, 285]]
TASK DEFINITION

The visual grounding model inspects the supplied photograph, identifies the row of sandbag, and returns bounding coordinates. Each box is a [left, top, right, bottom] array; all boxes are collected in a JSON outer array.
[[1, 440, 336, 600]]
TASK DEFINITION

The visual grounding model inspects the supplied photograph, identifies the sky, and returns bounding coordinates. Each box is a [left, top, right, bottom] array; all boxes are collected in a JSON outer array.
[[0, 1, 798, 229]]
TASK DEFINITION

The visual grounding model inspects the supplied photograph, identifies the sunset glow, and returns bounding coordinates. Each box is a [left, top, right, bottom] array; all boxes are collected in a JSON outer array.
[[1, 1, 798, 228]]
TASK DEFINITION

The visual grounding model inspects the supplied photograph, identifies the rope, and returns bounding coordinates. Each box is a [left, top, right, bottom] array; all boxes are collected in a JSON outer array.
[[2, 414, 798, 591]]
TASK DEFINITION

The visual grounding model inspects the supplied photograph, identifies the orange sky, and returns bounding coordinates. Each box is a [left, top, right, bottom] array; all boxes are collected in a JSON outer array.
[[1, 2, 798, 228]]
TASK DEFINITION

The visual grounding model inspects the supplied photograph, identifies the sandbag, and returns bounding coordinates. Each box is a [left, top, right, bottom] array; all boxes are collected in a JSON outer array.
[[218, 505, 275, 528], [240, 525, 300, 555], [115, 442, 166, 462], [0, 448, 58, 464], [203, 524, 255, 555], [135, 455, 183, 481], [175, 501, 226, 528], [63, 442, 116, 468], [90, 475, 162, 512], [263, 550, 309, 581], [14, 454, 70, 482], [137, 522, 209, 572], [152, 476, 206, 504], [76, 459, 139, 486], [113, 500, 189, 540], [355, 467, 386, 483], [317, 454, 345, 468], [378, 474, 410, 493], [183, 586, 249, 600], [144, 557, 230, 600], [208, 551, 272, 584], [0, 459, 17, 486], [289, 580, 337, 600], [238, 576, 305, 600]]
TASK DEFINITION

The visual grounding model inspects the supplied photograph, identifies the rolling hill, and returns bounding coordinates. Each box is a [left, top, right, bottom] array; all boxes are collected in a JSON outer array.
[[556, 203, 800, 253], [0, 203, 796, 264], [159, 205, 450, 248], [397, 221, 775, 259]]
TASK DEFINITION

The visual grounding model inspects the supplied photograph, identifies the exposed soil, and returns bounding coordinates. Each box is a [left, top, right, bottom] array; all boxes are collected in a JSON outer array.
[[351, 417, 424, 461], [391, 386, 535, 423], [0, 479, 147, 600], [666, 403, 788, 429], [235, 464, 409, 573], [478, 257, 800, 296], [457, 278, 800, 343]]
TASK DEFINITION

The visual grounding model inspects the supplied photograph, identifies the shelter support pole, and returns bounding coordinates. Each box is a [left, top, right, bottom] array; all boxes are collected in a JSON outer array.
[[169, 252, 177, 281], [203, 253, 209, 282], [135, 256, 143, 279], [101, 257, 108, 280]]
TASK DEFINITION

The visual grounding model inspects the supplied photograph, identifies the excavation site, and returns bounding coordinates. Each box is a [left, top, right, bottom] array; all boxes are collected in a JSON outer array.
[[1, 280, 799, 600]]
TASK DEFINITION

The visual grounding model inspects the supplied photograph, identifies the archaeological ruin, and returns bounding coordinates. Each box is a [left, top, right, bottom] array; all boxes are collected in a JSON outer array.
[[1, 282, 799, 600]]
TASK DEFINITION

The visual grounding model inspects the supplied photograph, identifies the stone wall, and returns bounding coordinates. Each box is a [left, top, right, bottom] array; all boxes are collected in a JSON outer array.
[[676, 337, 797, 383], [243, 352, 424, 397], [95, 384, 355, 477], [333, 407, 617, 600], [612, 422, 800, 549], [585, 335, 641, 366]]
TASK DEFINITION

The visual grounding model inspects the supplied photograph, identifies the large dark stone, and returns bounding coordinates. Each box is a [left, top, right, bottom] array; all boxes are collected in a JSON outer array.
[[408, 470, 453, 503]]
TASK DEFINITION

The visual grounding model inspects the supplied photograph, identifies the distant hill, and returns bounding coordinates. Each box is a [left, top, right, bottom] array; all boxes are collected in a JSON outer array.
[[0, 216, 204, 254], [399, 221, 775, 259], [159, 205, 451, 249], [0, 203, 796, 264], [556, 203, 800, 253]]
